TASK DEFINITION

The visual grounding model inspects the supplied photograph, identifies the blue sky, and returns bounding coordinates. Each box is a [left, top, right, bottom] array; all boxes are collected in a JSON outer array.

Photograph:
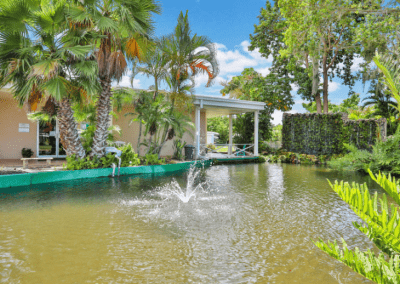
[[115, 0, 372, 124]]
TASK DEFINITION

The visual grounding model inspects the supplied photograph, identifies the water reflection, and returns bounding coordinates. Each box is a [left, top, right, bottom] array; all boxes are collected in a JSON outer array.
[[0, 164, 378, 283]]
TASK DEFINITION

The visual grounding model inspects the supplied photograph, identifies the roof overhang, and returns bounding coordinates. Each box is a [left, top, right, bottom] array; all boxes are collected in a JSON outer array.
[[193, 95, 265, 117]]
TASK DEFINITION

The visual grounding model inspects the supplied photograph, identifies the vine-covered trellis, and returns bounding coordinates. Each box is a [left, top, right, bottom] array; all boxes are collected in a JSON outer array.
[[281, 113, 387, 155]]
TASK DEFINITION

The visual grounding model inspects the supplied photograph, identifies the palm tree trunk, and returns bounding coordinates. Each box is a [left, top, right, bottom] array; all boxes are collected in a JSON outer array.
[[58, 98, 86, 158], [137, 121, 142, 155], [91, 78, 112, 158]]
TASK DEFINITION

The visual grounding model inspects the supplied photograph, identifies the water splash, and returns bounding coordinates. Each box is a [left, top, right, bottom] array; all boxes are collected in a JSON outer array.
[[164, 165, 206, 203]]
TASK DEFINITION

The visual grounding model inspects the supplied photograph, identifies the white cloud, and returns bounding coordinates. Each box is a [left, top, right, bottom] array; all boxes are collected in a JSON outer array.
[[290, 83, 299, 92], [336, 55, 365, 73], [271, 110, 298, 125], [256, 66, 271, 76], [111, 70, 141, 88], [214, 40, 272, 76], [351, 56, 365, 72], [117, 75, 141, 88], [328, 81, 340, 92]]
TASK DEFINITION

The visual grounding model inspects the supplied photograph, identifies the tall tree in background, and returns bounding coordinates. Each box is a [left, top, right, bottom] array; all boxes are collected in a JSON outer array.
[[279, 0, 361, 113], [69, 0, 161, 158], [249, 1, 315, 110]]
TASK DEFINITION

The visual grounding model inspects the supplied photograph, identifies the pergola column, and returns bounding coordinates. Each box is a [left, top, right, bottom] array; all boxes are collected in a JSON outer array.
[[195, 106, 201, 158], [254, 110, 259, 156], [228, 114, 233, 155]]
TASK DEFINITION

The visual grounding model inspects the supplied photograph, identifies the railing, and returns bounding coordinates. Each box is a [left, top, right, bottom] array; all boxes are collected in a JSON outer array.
[[199, 144, 254, 157]]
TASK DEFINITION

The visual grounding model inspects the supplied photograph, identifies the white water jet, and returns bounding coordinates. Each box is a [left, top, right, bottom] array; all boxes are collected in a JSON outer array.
[[166, 165, 206, 203]]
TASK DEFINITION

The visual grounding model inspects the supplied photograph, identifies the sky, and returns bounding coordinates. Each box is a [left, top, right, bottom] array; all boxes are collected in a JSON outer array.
[[115, 0, 372, 125]]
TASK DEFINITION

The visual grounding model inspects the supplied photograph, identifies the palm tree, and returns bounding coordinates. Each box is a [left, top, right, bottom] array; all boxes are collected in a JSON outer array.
[[156, 10, 219, 147], [0, 0, 99, 158], [362, 81, 399, 135], [69, 0, 161, 158], [161, 10, 219, 102], [135, 44, 168, 100], [373, 53, 400, 135]]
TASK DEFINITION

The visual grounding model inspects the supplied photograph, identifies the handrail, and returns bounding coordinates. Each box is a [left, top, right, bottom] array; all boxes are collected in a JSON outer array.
[[199, 144, 255, 156]]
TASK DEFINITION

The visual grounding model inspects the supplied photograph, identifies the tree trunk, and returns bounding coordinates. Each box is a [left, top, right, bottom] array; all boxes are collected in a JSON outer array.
[[137, 120, 142, 155], [311, 56, 322, 113], [91, 77, 112, 158], [58, 98, 86, 158], [322, 54, 329, 113]]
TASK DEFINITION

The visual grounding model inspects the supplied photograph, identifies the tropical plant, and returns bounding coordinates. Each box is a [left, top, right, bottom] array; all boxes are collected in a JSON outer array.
[[80, 124, 120, 154], [156, 10, 219, 144], [362, 81, 399, 135], [173, 139, 186, 160], [328, 126, 400, 175], [68, 0, 161, 158], [64, 154, 102, 170], [161, 10, 219, 100], [135, 43, 168, 100], [143, 154, 164, 165], [314, 169, 400, 283], [0, 0, 99, 158]]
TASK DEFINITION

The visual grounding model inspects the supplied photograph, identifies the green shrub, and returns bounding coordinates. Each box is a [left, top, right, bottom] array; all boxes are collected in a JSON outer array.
[[256, 156, 266, 163], [64, 143, 140, 170], [21, 148, 34, 158], [143, 154, 165, 165], [63, 155, 101, 170], [314, 169, 400, 283], [119, 143, 140, 167], [328, 126, 400, 175]]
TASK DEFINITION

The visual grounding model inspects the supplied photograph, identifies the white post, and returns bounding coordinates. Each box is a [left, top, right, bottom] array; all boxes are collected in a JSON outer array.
[[254, 110, 259, 156], [228, 114, 233, 156], [195, 107, 201, 158]]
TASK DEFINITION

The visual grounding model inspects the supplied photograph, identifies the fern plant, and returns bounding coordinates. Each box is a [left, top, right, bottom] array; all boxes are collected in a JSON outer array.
[[314, 169, 400, 283], [328, 126, 400, 175]]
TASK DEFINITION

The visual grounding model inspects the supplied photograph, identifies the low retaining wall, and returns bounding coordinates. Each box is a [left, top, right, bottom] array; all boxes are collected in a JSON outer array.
[[0, 160, 212, 190]]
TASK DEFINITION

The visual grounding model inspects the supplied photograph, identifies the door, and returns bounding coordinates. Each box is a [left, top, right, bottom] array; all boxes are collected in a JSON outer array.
[[37, 119, 66, 157]]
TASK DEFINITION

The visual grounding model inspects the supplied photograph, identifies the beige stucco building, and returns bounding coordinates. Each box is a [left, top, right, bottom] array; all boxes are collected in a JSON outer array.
[[0, 89, 264, 160]]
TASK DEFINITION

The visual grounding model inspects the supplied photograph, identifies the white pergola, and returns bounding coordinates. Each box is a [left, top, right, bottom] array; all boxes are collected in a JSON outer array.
[[193, 95, 266, 158]]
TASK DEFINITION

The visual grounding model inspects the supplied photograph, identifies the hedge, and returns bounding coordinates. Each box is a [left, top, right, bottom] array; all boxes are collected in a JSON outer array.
[[281, 113, 387, 155]]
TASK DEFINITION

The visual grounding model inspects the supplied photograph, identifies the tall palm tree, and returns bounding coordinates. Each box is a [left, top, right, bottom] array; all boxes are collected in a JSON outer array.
[[135, 44, 168, 100], [161, 10, 219, 103], [69, 0, 161, 158], [156, 11, 219, 148], [0, 0, 99, 158]]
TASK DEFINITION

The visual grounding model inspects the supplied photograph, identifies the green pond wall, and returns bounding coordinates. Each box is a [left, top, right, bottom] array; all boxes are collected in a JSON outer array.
[[0, 160, 212, 189], [282, 113, 387, 155]]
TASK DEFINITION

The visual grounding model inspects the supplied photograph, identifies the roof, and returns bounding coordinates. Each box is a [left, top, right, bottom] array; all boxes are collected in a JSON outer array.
[[193, 95, 265, 117]]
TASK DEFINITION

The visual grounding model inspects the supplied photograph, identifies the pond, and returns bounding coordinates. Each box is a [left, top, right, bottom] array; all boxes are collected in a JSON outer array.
[[0, 163, 381, 283]]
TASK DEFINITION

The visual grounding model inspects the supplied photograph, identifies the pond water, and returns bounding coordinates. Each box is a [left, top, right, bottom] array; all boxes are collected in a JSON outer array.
[[0, 163, 383, 283]]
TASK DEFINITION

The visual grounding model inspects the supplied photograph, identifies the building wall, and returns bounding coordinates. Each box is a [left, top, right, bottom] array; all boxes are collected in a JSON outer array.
[[0, 92, 202, 159], [0, 91, 38, 159]]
